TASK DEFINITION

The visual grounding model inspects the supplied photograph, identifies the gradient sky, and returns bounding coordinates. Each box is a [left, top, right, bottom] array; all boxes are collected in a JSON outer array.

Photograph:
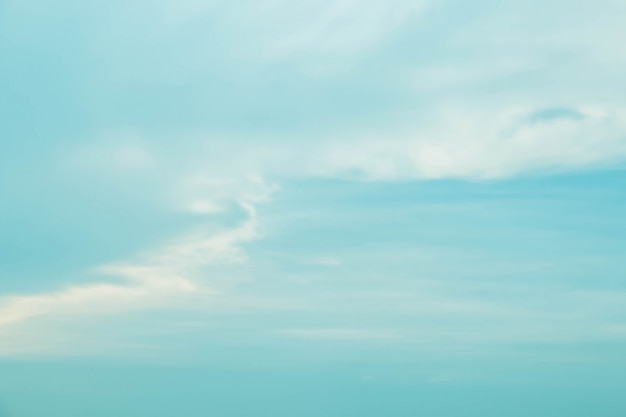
[[2, 1, 626, 416]]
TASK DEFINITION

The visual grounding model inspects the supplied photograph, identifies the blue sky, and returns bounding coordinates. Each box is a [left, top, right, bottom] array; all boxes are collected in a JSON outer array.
[[2, 0, 626, 416]]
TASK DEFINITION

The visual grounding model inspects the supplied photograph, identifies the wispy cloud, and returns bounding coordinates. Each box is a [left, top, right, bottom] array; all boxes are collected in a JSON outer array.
[[0, 198, 262, 354], [310, 105, 626, 180], [164, 105, 626, 181], [220, 0, 427, 61], [276, 328, 401, 341]]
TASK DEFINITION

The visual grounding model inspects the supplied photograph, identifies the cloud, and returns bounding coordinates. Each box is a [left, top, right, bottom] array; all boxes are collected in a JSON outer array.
[[311, 257, 342, 267], [276, 328, 401, 341], [64, 104, 626, 189], [1, 0, 426, 73], [311, 105, 626, 180], [270, 286, 626, 350], [176, 105, 625, 181], [219, 0, 427, 61], [0, 200, 261, 354]]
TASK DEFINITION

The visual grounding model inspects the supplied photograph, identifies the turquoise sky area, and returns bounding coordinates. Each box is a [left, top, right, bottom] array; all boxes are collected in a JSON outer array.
[[2, 1, 626, 416]]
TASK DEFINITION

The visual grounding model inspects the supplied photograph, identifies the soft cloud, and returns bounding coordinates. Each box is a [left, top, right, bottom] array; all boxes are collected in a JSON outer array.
[[0, 201, 261, 353], [220, 0, 427, 61], [276, 328, 401, 341], [175, 105, 626, 181], [312, 105, 626, 180]]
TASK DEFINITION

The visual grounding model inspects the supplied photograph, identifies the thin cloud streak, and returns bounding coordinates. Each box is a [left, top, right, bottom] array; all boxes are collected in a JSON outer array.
[[0, 202, 261, 350]]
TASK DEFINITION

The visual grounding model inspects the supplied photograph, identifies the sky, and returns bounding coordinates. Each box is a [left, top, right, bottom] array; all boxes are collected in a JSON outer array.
[[1, 0, 626, 416]]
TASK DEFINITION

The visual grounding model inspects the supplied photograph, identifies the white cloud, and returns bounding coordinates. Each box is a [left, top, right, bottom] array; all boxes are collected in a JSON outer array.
[[187, 200, 225, 214], [68, 105, 626, 187], [191, 105, 625, 181], [216, 0, 427, 61], [312, 105, 626, 180], [0, 199, 262, 354], [276, 328, 401, 341], [175, 174, 279, 215]]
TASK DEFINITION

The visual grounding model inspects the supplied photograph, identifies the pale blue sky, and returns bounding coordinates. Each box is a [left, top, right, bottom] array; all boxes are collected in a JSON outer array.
[[2, 0, 626, 416]]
